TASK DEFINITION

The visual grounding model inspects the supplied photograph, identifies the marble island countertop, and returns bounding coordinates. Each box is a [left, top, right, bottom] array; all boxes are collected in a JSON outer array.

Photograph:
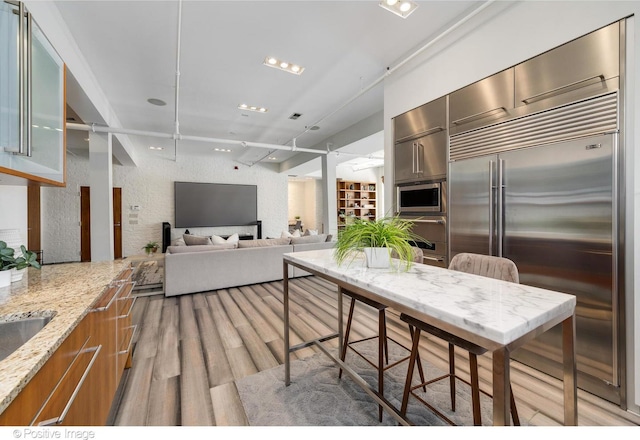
[[0, 260, 130, 415], [284, 249, 577, 349]]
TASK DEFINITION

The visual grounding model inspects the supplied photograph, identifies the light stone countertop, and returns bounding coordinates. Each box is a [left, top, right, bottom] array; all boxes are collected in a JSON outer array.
[[284, 249, 576, 349], [0, 260, 131, 415]]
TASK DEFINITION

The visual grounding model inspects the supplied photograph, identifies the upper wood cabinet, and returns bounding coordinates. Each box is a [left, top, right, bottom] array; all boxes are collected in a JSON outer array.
[[0, 1, 66, 186]]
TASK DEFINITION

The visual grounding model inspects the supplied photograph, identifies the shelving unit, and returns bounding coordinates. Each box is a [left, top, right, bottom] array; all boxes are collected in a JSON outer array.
[[337, 180, 376, 229]]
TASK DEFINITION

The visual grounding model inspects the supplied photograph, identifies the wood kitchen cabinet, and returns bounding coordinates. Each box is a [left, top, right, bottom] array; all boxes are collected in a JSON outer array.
[[0, 266, 135, 426]]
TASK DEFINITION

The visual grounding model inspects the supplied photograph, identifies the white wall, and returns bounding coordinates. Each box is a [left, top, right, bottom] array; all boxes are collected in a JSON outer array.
[[0, 186, 28, 243], [41, 151, 288, 263], [383, 0, 639, 412]]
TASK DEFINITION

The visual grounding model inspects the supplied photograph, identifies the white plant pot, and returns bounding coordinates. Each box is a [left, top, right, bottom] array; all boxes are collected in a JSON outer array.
[[0, 271, 11, 288], [363, 247, 390, 269], [11, 268, 25, 282]]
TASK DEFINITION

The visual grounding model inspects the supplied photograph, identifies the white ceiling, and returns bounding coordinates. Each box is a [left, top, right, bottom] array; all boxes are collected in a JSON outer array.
[[54, 0, 480, 173]]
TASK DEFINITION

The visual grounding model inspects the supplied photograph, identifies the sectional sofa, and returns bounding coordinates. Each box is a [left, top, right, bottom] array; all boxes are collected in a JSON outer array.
[[164, 234, 334, 297]]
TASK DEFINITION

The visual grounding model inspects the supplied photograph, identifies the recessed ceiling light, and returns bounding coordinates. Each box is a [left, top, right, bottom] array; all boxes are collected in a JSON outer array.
[[379, 0, 418, 18], [263, 56, 305, 75], [147, 98, 167, 106], [149, 146, 164, 150], [268, 157, 277, 160], [214, 148, 232, 153], [238, 104, 268, 113]]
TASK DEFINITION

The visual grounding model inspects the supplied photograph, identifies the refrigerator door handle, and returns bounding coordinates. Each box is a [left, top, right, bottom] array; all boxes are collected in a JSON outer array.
[[489, 160, 495, 256], [497, 159, 505, 258]]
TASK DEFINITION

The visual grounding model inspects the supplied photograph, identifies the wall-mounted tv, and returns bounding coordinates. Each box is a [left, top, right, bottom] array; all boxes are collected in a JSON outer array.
[[174, 182, 257, 228]]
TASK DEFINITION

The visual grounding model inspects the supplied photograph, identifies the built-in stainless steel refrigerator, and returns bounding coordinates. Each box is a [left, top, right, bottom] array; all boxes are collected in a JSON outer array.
[[449, 128, 622, 404]]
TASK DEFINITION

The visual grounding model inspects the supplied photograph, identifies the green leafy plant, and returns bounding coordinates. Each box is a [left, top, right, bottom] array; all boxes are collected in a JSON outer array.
[[142, 241, 159, 254], [0, 241, 41, 271], [334, 216, 428, 271]]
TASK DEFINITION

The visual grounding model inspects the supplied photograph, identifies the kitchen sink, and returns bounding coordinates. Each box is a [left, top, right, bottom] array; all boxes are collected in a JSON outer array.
[[0, 315, 53, 362]]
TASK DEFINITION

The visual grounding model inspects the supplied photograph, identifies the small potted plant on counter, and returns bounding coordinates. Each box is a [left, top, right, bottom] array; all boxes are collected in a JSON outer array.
[[0, 241, 41, 288], [143, 241, 159, 255], [334, 216, 427, 270]]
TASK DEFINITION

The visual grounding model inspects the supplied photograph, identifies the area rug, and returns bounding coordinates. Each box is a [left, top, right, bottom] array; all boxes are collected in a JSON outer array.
[[235, 339, 512, 426]]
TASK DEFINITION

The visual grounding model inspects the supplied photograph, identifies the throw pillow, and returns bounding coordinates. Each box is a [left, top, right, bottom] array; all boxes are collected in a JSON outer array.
[[170, 237, 186, 246], [281, 229, 301, 238], [303, 229, 318, 236], [183, 234, 212, 246], [212, 233, 240, 245]]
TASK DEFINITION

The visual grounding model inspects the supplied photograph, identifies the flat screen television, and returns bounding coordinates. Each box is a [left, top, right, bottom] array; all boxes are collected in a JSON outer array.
[[174, 182, 257, 228]]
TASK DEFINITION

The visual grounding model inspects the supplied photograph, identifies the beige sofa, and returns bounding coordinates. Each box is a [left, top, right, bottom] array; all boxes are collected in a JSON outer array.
[[164, 235, 334, 297]]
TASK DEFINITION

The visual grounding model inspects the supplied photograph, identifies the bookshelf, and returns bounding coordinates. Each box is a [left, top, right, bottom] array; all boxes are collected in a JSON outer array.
[[337, 180, 376, 229]]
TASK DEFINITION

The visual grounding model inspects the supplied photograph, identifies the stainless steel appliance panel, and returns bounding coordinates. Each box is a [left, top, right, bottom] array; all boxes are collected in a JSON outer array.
[[449, 68, 515, 135], [501, 135, 616, 389], [401, 215, 447, 268], [394, 130, 448, 184], [449, 155, 497, 257], [449, 134, 619, 402], [393, 96, 446, 142], [514, 22, 619, 113]]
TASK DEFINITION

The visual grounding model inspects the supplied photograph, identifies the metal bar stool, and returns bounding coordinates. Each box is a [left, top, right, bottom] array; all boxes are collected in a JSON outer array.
[[338, 247, 426, 422], [399, 253, 521, 426]]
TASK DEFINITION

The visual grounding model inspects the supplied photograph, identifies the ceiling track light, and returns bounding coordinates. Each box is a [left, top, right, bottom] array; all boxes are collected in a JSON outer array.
[[263, 56, 305, 75], [379, 0, 418, 18], [214, 148, 232, 152], [238, 103, 268, 113]]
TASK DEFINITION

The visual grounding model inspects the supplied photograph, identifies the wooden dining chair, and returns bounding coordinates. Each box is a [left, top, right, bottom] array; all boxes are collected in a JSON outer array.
[[338, 246, 426, 422], [399, 252, 521, 426]]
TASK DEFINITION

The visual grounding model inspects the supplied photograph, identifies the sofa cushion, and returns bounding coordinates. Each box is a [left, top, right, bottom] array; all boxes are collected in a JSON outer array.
[[167, 243, 236, 253], [238, 237, 291, 248], [183, 234, 212, 246], [212, 233, 239, 245], [291, 234, 327, 245]]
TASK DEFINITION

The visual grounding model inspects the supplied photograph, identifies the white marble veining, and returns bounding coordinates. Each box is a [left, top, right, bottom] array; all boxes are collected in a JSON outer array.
[[284, 249, 576, 347]]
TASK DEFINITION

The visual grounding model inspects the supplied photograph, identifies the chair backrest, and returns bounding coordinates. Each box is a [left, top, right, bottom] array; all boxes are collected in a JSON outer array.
[[391, 246, 424, 263], [448, 252, 519, 283]]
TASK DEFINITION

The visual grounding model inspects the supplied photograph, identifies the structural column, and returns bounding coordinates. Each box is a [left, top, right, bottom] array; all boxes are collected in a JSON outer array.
[[321, 153, 337, 237], [89, 131, 114, 261]]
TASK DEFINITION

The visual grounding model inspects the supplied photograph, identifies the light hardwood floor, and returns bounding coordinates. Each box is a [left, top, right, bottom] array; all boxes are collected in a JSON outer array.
[[108, 276, 640, 427]]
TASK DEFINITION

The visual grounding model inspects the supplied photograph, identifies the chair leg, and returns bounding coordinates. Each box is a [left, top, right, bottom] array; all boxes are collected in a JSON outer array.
[[401, 327, 422, 416], [449, 343, 456, 411], [408, 325, 427, 392], [381, 310, 389, 365], [469, 353, 481, 426], [338, 298, 356, 379]]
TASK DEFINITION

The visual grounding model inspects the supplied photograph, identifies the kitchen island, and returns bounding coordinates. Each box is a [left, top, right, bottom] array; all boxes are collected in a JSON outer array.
[[0, 260, 130, 419], [283, 249, 578, 426]]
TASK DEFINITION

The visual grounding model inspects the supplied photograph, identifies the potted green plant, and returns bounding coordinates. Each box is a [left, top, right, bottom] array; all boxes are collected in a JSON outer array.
[[142, 241, 159, 255], [334, 216, 428, 270], [0, 241, 41, 287]]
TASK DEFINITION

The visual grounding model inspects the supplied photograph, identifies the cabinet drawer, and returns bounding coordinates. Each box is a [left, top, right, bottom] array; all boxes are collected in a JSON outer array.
[[33, 341, 102, 426]]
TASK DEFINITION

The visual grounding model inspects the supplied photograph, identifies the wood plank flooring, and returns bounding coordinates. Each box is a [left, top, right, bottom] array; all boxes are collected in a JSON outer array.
[[109, 276, 640, 427]]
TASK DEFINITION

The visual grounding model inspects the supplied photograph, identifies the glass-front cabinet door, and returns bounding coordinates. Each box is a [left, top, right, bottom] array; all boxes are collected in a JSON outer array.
[[0, 1, 65, 185]]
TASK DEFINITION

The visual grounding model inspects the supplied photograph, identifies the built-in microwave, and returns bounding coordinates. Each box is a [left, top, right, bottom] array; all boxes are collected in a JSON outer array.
[[396, 181, 446, 215]]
